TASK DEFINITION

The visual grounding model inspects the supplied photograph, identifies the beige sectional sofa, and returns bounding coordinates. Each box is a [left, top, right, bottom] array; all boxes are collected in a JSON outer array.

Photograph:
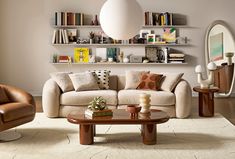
[[42, 75, 192, 118]]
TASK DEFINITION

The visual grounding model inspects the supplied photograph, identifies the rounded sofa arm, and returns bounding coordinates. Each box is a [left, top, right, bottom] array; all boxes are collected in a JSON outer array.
[[174, 79, 192, 118], [42, 79, 61, 118]]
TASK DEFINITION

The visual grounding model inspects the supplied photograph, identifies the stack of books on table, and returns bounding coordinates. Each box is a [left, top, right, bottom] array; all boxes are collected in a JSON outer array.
[[85, 109, 113, 117], [168, 53, 185, 63]]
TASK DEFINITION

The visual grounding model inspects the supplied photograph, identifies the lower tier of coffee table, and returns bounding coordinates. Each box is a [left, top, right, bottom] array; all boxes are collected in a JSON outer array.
[[79, 124, 157, 145]]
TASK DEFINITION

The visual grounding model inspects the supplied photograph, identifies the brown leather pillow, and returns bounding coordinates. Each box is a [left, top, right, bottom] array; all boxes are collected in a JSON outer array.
[[137, 73, 163, 90], [0, 87, 10, 104]]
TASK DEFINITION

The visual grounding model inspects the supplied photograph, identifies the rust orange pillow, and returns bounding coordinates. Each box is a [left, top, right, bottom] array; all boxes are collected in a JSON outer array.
[[137, 73, 163, 90]]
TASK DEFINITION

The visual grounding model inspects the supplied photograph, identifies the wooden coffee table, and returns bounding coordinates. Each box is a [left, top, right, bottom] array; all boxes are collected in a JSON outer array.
[[67, 109, 169, 145]]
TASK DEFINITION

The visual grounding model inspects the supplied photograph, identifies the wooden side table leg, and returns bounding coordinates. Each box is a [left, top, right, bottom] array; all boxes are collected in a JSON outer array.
[[199, 92, 214, 117], [79, 124, 94, 145], [142, 124, 156, 145]]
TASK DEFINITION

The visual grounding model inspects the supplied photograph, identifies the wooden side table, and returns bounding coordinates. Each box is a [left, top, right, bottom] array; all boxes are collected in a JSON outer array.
[[193, 86, 219, 117]]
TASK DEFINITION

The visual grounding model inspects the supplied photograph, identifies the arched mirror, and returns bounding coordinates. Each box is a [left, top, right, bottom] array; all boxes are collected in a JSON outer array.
[[205, 20, 235, 97]]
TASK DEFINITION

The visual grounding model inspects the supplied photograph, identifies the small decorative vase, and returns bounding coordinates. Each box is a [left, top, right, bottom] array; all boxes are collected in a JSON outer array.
[[139, 93, 151, 114], [123, 57, 129, 63]]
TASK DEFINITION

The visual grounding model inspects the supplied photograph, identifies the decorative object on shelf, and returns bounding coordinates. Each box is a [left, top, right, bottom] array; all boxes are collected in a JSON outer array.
[[195, 62, 217, 89], [139, 93, 151, 114], [89, 55, 96, 63], [74, 48, 89, 63], [147, 34, 156, 44], [123, 57, 130, 63], [163, 27, 176, 43], [145, 47, 158, 62], [96, 48, 107, 62], [225, 52, 234, 65], [139, 29, 151, 39], [53, 54, 58, 63], [126, 105, 141, 118], [100, 0, 143, 40], [67, 29, 78, 43], [130, 55, 143, 63], [85, 96, 113, 117], [118, 51, 124, 63], [89, 32, 95, 44], [143, 59, 149, 63], [107, 48, 118, 62], [93, 15, 99, 26]]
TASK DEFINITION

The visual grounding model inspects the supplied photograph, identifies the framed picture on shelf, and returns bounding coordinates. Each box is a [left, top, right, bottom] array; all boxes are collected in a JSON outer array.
[[139, 29, 151, 39], [67, 29, 78, 43], [147, 34, 156, 44]]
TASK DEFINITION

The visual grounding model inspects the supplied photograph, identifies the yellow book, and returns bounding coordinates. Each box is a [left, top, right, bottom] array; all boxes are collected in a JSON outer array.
[[74, 48, 89, 63]]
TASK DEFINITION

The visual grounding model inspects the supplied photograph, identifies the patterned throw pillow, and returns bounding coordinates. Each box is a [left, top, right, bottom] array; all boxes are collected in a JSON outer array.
[[124, 71, 150, 89], [50, 72, 74, 92], [89, 70, 111, 90], [0, 87, 9, 104], [137, 73, 163, 90]]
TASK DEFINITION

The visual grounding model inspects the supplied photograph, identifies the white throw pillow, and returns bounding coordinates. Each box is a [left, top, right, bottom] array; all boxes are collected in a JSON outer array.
[[89, 70, 111, 90], [160, 73, 184, 92], [124, 71, 149, 89], [50, 72, 74, 92], [69, 72, 100, 91]]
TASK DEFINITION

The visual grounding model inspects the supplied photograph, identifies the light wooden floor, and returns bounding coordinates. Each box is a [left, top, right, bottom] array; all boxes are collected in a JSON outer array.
[[34, 97, 235, 125]]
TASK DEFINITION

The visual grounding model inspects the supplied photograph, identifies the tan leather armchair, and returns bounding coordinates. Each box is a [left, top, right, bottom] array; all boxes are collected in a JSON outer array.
[[0, 84, 36, 132]]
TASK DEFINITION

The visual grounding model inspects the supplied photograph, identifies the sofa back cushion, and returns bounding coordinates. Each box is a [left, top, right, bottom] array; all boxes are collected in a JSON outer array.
[[109, 75, 118, 90]]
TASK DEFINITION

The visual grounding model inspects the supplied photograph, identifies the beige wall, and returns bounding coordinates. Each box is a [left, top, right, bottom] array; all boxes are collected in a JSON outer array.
[[0, 0, 235, 95]]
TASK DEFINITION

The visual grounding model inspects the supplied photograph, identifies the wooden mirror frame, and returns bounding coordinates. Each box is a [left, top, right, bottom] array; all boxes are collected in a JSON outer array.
[[205, 20, 235, 97]]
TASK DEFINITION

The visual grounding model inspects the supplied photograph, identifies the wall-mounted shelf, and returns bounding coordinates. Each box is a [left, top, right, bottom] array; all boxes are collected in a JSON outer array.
[[53, 25, 191, 29], [51, 62, 188, 65], [52, 43, 190, 47]]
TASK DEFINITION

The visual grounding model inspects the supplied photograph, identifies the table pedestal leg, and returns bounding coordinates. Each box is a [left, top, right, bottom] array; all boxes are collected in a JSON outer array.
[[79, 124, 94, 145], [142, 124, 156, 145], [199, 92, 214, 117]]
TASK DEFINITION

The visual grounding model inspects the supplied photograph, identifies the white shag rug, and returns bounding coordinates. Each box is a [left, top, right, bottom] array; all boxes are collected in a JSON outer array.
[[1, 113, 235, 159]]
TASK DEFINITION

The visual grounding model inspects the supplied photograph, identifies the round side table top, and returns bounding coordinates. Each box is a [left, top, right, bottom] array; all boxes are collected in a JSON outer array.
[[193, 86, 219, 93]]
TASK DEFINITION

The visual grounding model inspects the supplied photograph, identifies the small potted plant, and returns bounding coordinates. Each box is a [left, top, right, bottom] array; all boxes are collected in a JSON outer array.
[[86, 97, 113, 117]]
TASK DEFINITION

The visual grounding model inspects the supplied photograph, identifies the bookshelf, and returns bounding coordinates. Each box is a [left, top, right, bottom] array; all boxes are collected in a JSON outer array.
[[51, 62, 188, 65], [51, 11, 191, 65]]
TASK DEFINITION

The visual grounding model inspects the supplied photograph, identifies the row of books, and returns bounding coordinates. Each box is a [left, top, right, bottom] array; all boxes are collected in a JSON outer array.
[[52, 29, 78, 44], [168, 53, 185, 63], [145, 12, 173, 26], [55, 12, 84, 26]]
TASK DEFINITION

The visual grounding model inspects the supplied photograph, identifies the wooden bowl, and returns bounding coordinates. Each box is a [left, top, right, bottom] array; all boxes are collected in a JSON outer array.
[[126, 105, 141, 114]]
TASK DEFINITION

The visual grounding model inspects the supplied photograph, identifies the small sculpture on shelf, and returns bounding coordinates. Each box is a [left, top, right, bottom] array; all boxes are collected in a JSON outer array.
[[225, 52, 234, 65], [195, 62, 217, 89], [139, 93, 151, 114], [89, 32, 95, 44]]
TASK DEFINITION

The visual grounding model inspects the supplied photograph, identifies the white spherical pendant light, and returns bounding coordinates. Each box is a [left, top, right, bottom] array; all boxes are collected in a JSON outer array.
[[100, 0, 143, 40]]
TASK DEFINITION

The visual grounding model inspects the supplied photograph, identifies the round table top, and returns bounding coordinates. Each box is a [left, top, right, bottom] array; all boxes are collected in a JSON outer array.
[[193, 86, 219, 93], [67, 109, 170, 125]]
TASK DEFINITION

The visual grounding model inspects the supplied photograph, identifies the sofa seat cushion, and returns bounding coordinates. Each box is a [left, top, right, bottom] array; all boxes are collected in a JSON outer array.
[[118, 90, 175, 106], [0, 103, 35, 122], [60, 90, 118, 106]]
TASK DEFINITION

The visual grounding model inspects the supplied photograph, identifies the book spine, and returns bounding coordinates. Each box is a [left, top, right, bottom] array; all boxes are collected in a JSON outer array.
[[55, 12, 57, 26]]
